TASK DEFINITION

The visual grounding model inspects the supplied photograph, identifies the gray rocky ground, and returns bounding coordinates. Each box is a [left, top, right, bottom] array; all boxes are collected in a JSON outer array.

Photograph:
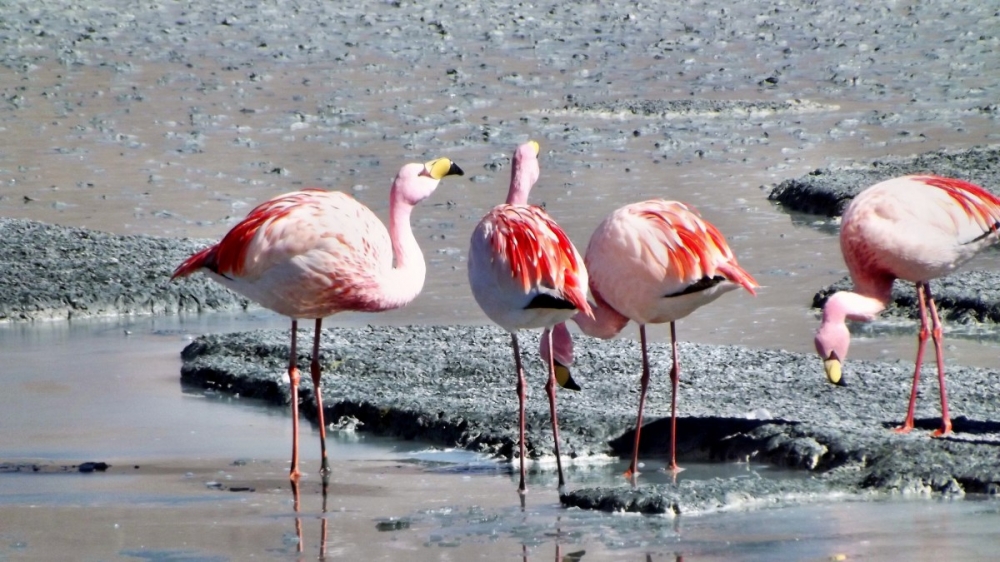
[[0, 218, 246, 321], [179, 324, 1000, 515]]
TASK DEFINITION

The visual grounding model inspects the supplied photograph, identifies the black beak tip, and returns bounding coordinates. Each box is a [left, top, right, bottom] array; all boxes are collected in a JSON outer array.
[[449, 162, 465, 176]]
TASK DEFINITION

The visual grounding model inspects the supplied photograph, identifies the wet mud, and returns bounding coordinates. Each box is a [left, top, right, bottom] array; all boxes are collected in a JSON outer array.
[[180, 325, 1000, 515]]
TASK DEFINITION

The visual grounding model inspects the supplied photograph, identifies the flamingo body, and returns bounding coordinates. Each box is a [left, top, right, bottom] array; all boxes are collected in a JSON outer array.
[[548, 198, 757, 476], [586, 200, 757, 325], [173, 158, 464, 481], [815, 175, 1000, 435], [175, 190, 400, 318], [469, 205, 590, 332], [467, 141, 591, 494]]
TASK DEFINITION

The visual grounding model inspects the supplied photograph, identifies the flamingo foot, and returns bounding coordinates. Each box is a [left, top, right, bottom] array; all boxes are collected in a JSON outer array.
[[932, 419, 953, 438], [664, 463, 685, 476], [892, 423, 914, 435]]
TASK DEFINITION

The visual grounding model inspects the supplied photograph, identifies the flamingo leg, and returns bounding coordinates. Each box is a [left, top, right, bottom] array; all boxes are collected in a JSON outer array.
[[288, 320, 302, 481], [896, 281, 931, 434], [511, 333, 528, 494], [311, 318, 331, 477], [625, 324, 651, 480], [667, 321, 682, 474], [543, 327, 567, 491], [925, 286, 953, 437], [290, 478, 303, 553]]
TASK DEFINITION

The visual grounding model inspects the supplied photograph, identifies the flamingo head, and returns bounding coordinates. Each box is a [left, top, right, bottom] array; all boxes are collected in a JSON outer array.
[[814, 312, 850, 387], [506, 141, 541, 205], [392, 157, 464, 206], [539, 323, 581, 391]]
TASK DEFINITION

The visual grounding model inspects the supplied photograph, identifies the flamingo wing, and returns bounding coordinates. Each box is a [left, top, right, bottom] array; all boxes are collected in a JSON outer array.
[[586, 199, 757, 324], [468, 204, 591, 330]]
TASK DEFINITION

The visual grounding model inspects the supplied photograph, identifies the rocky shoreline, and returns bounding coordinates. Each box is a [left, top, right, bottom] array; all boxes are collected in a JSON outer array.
[[178, 324, 1000, 515]]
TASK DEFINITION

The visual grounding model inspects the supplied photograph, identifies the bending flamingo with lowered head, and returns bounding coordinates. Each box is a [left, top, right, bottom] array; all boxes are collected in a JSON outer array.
[[815, 175, 1000, 436], [172, 157, 464, 481], [543, 199, 757, 477], [468, 140, 592, 494]]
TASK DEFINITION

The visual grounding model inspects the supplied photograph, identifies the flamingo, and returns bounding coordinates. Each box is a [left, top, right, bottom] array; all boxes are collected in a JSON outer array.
[[543, 199, 758, 477], [814, 175, 1000, 436], [172, 157, 464, 481], [467, 140, 592, 494]]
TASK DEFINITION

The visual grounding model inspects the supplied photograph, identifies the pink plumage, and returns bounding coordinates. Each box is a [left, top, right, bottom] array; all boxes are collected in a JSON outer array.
[[815, 174, 1000, 436], [173, 158, 463, 482], [545, 198, 757, 477], [467, 140, 591, 494]]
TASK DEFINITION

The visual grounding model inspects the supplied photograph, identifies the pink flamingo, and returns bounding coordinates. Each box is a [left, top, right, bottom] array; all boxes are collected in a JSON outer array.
[[815, 175, 1000, 436], [172, 157, 464, 481], [543, 199, 758, 477], [468, 140, 592, 494]]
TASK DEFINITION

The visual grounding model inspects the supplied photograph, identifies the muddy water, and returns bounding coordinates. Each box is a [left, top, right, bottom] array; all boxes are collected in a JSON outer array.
[[4, 0, 1000, 559]]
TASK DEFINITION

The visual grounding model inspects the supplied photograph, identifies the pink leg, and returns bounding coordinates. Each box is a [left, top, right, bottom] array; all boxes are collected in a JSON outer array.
[[625, 324, 651, 480], [924, 287, 953, 437], [288, 320, 302, 481], [667, 322, 682, 474], [543, 327, 567, 491], [311, 318, 331, 477], [511, 333, 528, 494], [896, 282, 930, 434]]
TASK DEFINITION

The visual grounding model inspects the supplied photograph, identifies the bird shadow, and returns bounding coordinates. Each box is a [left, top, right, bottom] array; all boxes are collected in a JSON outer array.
[[878, 416, 1000, 444], [608, 416, 797, 462]]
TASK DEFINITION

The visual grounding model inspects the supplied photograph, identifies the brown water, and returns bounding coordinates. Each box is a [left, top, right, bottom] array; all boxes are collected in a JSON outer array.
[[4, 3, 1000, 558]]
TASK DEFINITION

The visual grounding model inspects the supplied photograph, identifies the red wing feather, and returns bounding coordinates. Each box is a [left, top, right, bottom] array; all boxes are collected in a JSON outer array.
[[635, 201, 758, 294], [917, 175, 1000, 232], [489, 206, 591, 315]]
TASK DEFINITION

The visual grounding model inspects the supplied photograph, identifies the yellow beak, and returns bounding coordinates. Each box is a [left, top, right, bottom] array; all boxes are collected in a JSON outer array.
[[824, 358, 843, 386], [554, 360, 581, 391]]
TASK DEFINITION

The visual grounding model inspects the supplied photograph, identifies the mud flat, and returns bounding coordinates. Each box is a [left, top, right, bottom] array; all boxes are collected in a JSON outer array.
[[0, 218, 246, 321], [180, 324, 1000, 515]]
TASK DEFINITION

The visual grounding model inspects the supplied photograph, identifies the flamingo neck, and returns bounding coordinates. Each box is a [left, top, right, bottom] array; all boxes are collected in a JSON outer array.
[[572, 292, 630, 340], [505, 162, 533, 205], [378, 197, 426, 310], [822, 290, 887, 325]]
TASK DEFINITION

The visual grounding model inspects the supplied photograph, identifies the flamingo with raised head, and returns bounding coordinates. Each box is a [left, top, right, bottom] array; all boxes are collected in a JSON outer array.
[[172, 157, 464, 481], [468, 140, 592, 494], [543, 199, 757, 477], [815, 175, 1000, 436]]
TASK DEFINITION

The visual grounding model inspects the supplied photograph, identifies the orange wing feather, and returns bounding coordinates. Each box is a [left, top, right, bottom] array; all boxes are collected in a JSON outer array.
[[488, 205, 591, 315], [634, 201, 757, 294]]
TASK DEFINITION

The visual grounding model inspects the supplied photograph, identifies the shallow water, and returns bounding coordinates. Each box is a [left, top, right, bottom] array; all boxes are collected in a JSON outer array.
[[3, 0, 1000, 558], [3, 314, 1000, 561]]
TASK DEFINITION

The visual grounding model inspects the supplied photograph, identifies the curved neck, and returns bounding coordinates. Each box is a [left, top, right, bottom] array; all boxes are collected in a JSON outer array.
[[822, 290, 887, 324], [376, 195, 426, 311], [572, 292, 630, 339]]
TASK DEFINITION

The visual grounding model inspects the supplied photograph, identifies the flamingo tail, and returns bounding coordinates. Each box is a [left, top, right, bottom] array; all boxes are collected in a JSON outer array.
[[171, 245, 218, 280]]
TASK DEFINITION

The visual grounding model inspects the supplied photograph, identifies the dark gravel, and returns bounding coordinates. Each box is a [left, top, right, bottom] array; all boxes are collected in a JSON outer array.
[[0, 218, 247, 321], [181, 324, 1000, 515]]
